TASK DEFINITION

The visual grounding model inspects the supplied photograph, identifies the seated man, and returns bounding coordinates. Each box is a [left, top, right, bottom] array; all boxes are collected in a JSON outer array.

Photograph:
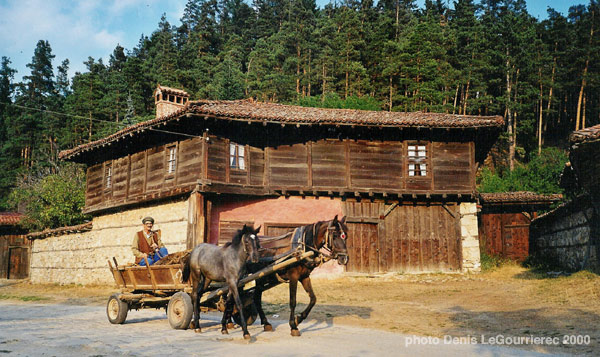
[[132, 217, 168, 266]]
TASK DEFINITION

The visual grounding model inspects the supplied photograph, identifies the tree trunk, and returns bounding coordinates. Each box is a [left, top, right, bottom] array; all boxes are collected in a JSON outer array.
[[506, 53, 515, 171], [453, 84, 459, 114], [463, 79, 470, 115], [582, 92, 587, 129], [576, 14, 594, 131], [389, 75, 393, 111]]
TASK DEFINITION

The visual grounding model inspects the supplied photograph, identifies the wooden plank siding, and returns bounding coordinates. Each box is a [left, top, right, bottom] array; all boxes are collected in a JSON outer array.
[[269, 144, 309, 187], [84, 136, 475, 213], [432, 142, 472, 191], [349, 141, 403, 190]]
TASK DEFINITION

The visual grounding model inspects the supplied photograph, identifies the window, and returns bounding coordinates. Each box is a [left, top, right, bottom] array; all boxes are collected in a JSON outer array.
[[105, 164, 112, 189], [167, 146, 177, 174], [407, 144, 427, 177], [229, 143, 246, 170]]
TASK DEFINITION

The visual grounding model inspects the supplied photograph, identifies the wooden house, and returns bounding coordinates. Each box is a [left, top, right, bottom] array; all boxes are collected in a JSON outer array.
[[0, 212, 29, 279], [478, 192, 562, 262], [57, 85, 503, 275]]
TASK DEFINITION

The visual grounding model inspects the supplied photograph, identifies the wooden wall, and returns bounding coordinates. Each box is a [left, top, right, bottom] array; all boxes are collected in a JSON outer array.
[[85, 134, 475, 213], [0, 231, 30, 279]]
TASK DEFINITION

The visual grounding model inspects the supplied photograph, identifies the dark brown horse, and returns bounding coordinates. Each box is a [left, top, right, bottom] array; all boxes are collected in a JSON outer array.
[[249, 215, 349, 336], [182, 224, 261, 339]]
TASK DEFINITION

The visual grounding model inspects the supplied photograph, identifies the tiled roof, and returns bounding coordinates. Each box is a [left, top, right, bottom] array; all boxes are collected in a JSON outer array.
[[0, 212, 23, 226], [27, 221, 93, 240], [59, 99, 504, 161], [188, 100, 504, 128], [569, 124, 600, 144], [479, 191, 563, 204]]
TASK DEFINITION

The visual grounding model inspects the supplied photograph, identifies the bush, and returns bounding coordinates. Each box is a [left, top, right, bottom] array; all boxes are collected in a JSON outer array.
[[9, 164, 90, 231], [480, 252, 510, 271], [478, 147, 567, 194]]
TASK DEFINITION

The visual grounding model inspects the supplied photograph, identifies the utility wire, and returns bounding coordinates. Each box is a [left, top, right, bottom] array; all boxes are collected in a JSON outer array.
[[0, 102, 201, 139]]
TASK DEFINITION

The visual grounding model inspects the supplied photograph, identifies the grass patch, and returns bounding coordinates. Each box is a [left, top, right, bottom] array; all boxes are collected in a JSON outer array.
[[0, 294, 49, 302], [480, 252, 511, 272]]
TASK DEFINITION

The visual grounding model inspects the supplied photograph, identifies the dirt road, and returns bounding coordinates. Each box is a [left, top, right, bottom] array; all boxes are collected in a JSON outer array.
[[0, 301, 552, 356], [1, 265, 598, 356]]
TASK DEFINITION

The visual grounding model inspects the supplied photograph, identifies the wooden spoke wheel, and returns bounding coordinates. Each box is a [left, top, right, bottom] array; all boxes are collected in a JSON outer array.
[[106, 294, 128, 324], [167, 292, 193, 330]]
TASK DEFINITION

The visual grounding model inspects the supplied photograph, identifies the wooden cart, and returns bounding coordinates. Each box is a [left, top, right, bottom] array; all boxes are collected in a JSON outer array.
[[106, 250, 315, 330]]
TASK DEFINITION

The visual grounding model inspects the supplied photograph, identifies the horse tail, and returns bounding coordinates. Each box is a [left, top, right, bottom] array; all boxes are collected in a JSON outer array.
[[182, 252, 191, 283]]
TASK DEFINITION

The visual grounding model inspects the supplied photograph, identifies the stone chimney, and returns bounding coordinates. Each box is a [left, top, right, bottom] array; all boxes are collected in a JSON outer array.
[[154, 85, 190, 118]]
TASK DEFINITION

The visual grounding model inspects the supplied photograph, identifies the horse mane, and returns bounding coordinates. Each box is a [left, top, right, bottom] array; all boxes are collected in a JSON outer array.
[[230, 225, 252, 247], [305, 220, 328, 248]]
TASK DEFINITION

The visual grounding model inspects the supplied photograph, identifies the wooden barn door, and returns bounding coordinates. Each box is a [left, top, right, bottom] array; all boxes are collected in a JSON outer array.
[[383, 203, 461, 272], [346, 223, 379, 273]]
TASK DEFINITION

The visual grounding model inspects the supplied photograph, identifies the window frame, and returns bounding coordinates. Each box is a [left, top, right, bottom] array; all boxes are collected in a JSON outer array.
[[229, 142, 247, 171], [165, 144, 177, 179], [104, 162, 113, 191], [406, 142, 430, 178]]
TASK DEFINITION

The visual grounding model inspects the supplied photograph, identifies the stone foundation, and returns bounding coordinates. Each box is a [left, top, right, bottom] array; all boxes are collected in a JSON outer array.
[[30, 198, 189, 285], [460, 202, 481, 272]]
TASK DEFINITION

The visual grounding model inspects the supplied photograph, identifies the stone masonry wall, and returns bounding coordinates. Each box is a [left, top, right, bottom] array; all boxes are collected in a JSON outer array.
[[30, 198, 189, 285], [460, 202, 481, 272], [530, 195, 599, 271]]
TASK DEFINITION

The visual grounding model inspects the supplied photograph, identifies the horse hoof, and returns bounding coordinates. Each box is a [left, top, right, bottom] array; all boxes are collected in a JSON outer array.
[[264, 324, 273, 332], [194, 328, 202, 333], [227, 322, 235, 329], [291, 329, 301, 337], [244, 334, 251, 340], [221, 329, 229, 335]]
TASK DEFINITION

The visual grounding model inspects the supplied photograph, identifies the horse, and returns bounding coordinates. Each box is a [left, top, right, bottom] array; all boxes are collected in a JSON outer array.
[[249, 215, 349, 336], [182, 224, 261, 340]]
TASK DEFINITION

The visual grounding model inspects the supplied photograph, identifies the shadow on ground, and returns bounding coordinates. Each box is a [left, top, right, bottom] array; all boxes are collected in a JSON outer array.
[[443, 305, 599, 355]]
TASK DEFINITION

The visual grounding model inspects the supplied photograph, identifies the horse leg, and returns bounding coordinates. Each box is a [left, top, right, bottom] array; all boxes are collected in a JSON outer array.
[[288, 275, 301, 336], [192, 274, 202, 332], [296, 276, 316, 325], [194, 275, 209, 333], [254, 281, 273, 331], [221, 294, 235, 334], [229, 281, 251, 340]]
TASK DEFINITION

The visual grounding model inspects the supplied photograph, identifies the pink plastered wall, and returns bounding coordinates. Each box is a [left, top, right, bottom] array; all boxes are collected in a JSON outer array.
[[210, 196, 345, 275]]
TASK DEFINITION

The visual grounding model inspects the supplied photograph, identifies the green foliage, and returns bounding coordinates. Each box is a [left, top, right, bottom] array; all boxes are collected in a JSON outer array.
[[292, 92, 383, 111], [480, 252, 511, 272], [8, 164, 90, 231], [478, 147, 568, 194]]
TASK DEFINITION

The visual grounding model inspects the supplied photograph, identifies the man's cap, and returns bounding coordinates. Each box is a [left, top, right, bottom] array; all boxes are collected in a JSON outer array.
[[142, 217, 154, 224]]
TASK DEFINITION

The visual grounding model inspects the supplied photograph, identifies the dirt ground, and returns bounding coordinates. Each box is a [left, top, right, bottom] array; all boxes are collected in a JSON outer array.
[[1, 264, 599, 355]]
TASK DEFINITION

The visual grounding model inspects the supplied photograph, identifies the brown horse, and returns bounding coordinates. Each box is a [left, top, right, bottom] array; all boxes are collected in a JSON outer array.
[[182, 224, 261, 339], [249, 215, 349, 336]]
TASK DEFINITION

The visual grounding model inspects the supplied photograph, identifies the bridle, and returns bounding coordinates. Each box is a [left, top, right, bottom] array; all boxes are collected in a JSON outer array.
[[316, 220, 348, 261]]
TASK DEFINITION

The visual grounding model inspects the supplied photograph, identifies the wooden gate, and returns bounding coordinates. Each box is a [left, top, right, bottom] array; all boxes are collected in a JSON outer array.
[[0, 234, 30, 279], [343, 201, 461, 273], [479, 212, 531, 261]]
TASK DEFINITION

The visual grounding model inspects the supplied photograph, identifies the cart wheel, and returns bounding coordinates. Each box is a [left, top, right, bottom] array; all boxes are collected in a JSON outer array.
[[168, 292, 193, 330], [232, 303, 258, 326], [107, 294, 128, 324]]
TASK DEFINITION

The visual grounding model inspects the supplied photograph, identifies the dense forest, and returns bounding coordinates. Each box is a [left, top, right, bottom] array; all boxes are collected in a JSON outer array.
[[0, 0, 598, 229]]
